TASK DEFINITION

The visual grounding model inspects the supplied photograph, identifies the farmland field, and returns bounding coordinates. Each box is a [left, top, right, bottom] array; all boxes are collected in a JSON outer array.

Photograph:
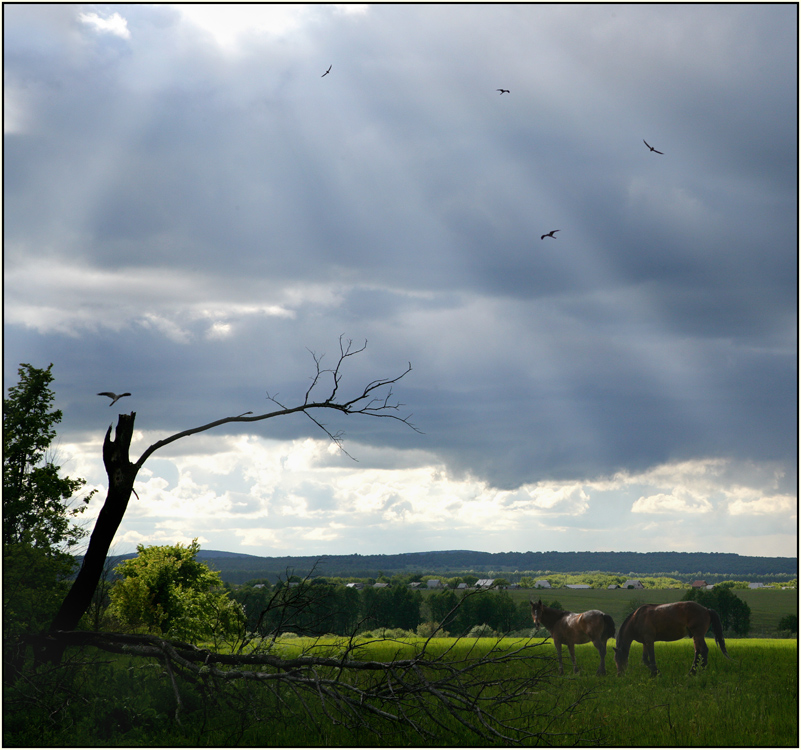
[[5, 635, 796, 746]]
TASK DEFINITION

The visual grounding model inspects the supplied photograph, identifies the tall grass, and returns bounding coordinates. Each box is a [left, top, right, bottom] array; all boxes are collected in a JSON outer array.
[[538, 638, 797, 746], [4, 636, 796, 746]]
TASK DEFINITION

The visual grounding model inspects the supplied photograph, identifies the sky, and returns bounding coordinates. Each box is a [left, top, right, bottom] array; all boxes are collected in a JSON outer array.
[[4, 4, 797, 560]]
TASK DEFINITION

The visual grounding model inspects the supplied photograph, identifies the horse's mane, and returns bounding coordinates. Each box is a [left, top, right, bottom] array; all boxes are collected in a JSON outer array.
[[618, 609, 636, 635]]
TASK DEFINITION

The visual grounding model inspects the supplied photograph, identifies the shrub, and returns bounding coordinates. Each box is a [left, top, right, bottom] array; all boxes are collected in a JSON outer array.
[[776, 614, 797, 635], [467, 623, 497, 638], [416, 621, 448, 638]]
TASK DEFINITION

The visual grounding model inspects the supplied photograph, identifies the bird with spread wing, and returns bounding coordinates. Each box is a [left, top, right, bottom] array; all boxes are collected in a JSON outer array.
[[97, 392, 131, 406]]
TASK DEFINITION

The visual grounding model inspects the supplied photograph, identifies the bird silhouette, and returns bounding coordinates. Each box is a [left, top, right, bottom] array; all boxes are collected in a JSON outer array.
[[497, 88, 510, 94], [321, 64, 332, 77], [643, 139, 664, 154], [97, 391, 131, 406], [540, 230, 560, 240]]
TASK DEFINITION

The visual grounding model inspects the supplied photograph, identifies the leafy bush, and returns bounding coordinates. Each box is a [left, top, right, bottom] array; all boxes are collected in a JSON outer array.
[[776, 614, 797, 634], [682, 585, 751, 636], [467, 623, 497, 638], [416, 621, 448, 638], [109, 540, 245, 645]]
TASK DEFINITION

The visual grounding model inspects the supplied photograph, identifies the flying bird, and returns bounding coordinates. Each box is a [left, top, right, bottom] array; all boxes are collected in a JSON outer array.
[[540, 230, 560, 240], [497, 88, 510, 94], [97, 391, 131, 406], [321, 64, 332, 77], [643, 139, 664, 154]]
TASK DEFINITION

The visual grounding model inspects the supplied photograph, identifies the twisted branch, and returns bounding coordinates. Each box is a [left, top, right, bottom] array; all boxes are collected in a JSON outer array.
[[31, 628, 579, 744]]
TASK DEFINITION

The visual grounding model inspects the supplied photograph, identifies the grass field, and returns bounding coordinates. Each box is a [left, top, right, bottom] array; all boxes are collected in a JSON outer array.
[[529, 637, 797, 746], [5, 635, 796, 746]]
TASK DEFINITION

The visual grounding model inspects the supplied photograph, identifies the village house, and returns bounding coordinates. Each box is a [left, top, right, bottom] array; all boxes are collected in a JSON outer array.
[[691, 580, 708, 588], [426, 579, 443, 589], [475, 578, 495, 588], [534, 580, 551, 589], [565, 583, 591, 589], [623, 579, 644, 589]]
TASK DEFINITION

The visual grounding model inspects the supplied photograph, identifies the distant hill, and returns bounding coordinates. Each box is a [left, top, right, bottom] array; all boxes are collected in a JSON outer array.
[[182, 549, 796, 584]]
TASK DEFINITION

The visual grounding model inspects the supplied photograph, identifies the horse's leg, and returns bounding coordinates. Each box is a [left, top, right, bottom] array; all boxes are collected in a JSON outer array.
[[690, 634, 709, 675], [554, 640, 564, 675], [700, 636, 709, 669], [645, 642, 658, 677], [689, 647, 698, 676], [567, 643, 579, 674], [595, 640, 607, 676]]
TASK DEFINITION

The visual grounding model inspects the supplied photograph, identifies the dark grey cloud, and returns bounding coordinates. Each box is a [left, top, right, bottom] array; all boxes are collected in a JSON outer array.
[[4, 4, 796, 555]]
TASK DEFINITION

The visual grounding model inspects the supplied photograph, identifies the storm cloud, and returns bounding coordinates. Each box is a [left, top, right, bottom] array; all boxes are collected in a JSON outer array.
[[4, 4, 796, 557]]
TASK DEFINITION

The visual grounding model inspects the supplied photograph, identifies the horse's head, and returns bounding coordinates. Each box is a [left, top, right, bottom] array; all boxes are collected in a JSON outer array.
[[530, 598, 543, 627]]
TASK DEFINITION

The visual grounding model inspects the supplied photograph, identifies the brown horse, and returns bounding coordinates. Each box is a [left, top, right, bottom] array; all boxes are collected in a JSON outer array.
[[530, 599, 616, 675], [614, 601, 730, 677]]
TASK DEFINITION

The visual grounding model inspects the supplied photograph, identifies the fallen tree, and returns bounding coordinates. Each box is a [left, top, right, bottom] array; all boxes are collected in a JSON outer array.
[[23, 624, 590, 745]]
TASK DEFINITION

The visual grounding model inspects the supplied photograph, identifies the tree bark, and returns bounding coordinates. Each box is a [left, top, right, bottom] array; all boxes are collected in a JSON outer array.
[[50, 413, 138, 635]]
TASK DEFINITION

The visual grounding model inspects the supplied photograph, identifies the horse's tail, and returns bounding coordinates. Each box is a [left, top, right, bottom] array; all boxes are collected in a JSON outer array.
[[708, 608, 731, 659], [602, 613, 616, 641]]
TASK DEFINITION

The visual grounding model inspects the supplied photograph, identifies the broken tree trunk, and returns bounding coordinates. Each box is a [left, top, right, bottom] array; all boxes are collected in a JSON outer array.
[[49, 413, 139, 639]]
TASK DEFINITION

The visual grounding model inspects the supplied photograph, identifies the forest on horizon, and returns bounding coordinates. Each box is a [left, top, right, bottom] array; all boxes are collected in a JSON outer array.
[[92, 548, 797, 585]]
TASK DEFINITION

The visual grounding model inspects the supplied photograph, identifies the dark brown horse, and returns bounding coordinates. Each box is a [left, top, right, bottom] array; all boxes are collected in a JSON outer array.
[[614, 601, 730, 677], [530, 599, 616, 675]]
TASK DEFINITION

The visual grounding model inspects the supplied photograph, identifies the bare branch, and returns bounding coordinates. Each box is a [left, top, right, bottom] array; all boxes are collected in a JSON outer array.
[[47, 338, 419, 652], [33, 628, 582, 745], [137, 340, 417, 470]]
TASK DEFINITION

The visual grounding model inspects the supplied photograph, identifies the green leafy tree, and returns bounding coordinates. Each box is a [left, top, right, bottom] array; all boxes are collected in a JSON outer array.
[[362, 585, 422, 631], [3, 363, 92, 550], [682, 585, 751, 636], [450, 590, 526, 635], [109, 540, 245, 644], [776, 614, 797, 634], [3, 363, 95, 640], [427, 589, 459, 628]]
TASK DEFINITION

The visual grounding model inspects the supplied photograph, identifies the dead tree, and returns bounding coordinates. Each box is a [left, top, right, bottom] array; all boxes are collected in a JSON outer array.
[[48, 339, 416, 650], [27, 615, 589, 745]]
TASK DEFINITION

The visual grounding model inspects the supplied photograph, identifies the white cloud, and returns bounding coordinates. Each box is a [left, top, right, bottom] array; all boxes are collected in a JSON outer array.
[[727, 494, 796, 517], [173, 5, 312, 50], [4, 256, 300, 338], [631, 492, 713, 515], [78, 11, 131, 39]]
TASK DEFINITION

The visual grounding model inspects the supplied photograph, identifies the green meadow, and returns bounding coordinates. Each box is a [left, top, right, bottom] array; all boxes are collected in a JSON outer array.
[[5, 635, 796, 746]]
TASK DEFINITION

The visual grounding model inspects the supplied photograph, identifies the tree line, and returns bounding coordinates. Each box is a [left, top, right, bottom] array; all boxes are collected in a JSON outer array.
[[184, 548, 797, 583], [230, 577, 536, 640]]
